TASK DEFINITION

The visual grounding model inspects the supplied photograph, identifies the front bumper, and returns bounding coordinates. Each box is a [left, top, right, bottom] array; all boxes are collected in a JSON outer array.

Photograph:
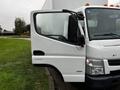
[[86, 74, 120, 89]]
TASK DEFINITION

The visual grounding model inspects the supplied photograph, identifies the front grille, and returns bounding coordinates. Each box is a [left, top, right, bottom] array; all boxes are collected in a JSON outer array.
[[108, 59, 120, 66]]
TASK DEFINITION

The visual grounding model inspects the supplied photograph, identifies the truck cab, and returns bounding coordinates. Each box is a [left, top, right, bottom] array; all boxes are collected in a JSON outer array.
[[31, 2, 120, 88]]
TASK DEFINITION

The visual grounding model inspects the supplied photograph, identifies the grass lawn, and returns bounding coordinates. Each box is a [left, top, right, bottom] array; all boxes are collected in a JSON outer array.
[[0, 38, 49, 90]]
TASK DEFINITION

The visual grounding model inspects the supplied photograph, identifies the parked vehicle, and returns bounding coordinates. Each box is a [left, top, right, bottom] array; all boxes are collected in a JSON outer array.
[[31, 0, 120, 89]]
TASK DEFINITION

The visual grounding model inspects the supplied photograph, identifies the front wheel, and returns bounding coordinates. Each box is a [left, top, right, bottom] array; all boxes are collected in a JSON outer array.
[[48, 67, 67, 90]]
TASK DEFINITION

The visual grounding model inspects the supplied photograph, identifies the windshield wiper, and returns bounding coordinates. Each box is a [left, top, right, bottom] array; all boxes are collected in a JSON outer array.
[[94, 33, 120, 37]]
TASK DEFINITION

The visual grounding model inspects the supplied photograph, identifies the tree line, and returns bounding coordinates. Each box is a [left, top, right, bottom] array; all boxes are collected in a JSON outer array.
[[0, 18, 30, 36], [14, 18, 30, 36]]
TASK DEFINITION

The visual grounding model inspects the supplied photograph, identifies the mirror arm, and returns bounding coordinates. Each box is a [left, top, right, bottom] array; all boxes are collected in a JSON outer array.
[[62, 9, 76, 14]]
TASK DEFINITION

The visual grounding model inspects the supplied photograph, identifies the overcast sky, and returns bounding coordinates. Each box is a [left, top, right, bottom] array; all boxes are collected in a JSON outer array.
[[0, 0, 120, 31], [109, 0, 120, 4], [0, 0, 45, 31]]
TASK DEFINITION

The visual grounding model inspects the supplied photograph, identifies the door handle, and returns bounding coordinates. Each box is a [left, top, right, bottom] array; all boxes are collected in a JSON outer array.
[[33, 50, 45, 56]]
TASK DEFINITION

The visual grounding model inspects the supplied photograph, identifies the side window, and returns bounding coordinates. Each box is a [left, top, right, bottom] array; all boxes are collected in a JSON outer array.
[[35, 12, 81, 45], [36, 13, 70, 41]]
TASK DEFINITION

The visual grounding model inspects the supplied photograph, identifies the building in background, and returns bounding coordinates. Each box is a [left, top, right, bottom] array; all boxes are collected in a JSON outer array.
[[0, 25, 14, 35], [2, 30, 14, 35]]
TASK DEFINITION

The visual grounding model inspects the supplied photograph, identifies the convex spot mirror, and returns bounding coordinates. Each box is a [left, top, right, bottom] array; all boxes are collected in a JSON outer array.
[[77, 13, 84, 20]]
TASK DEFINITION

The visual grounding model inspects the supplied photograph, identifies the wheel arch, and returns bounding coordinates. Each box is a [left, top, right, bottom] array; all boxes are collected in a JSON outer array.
[[33, 64, 65, 81]]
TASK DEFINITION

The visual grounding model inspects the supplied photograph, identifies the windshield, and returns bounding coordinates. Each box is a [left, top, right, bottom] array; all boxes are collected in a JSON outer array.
[[86, 8, 120, 40]]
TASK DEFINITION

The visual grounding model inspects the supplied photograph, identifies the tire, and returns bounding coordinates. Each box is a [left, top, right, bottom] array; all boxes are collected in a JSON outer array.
[[48, 67, 85, 90], [48, 67, 67, 90]]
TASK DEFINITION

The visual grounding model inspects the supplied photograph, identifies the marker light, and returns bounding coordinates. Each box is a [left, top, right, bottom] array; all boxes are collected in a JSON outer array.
[[85, 3, 90, 6], [116, 5, 120, 7], [110, 5, 114, 7], [104, 4, 108, 6]]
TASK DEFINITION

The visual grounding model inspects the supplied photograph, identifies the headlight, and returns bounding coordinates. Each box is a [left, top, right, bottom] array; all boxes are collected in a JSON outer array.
[[86, 59, 105, 75]]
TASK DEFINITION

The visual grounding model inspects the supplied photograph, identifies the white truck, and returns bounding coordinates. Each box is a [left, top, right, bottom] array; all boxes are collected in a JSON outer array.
[[31, 0, 120, 89]]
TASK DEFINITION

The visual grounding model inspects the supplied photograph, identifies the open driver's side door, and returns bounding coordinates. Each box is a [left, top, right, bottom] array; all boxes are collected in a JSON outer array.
[[31, 10, 86, 82]]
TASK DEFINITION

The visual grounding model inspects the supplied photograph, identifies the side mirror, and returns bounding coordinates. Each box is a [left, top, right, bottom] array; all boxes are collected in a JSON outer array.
[[78, 35, 85, 47], [77, 13, 84, 20]]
